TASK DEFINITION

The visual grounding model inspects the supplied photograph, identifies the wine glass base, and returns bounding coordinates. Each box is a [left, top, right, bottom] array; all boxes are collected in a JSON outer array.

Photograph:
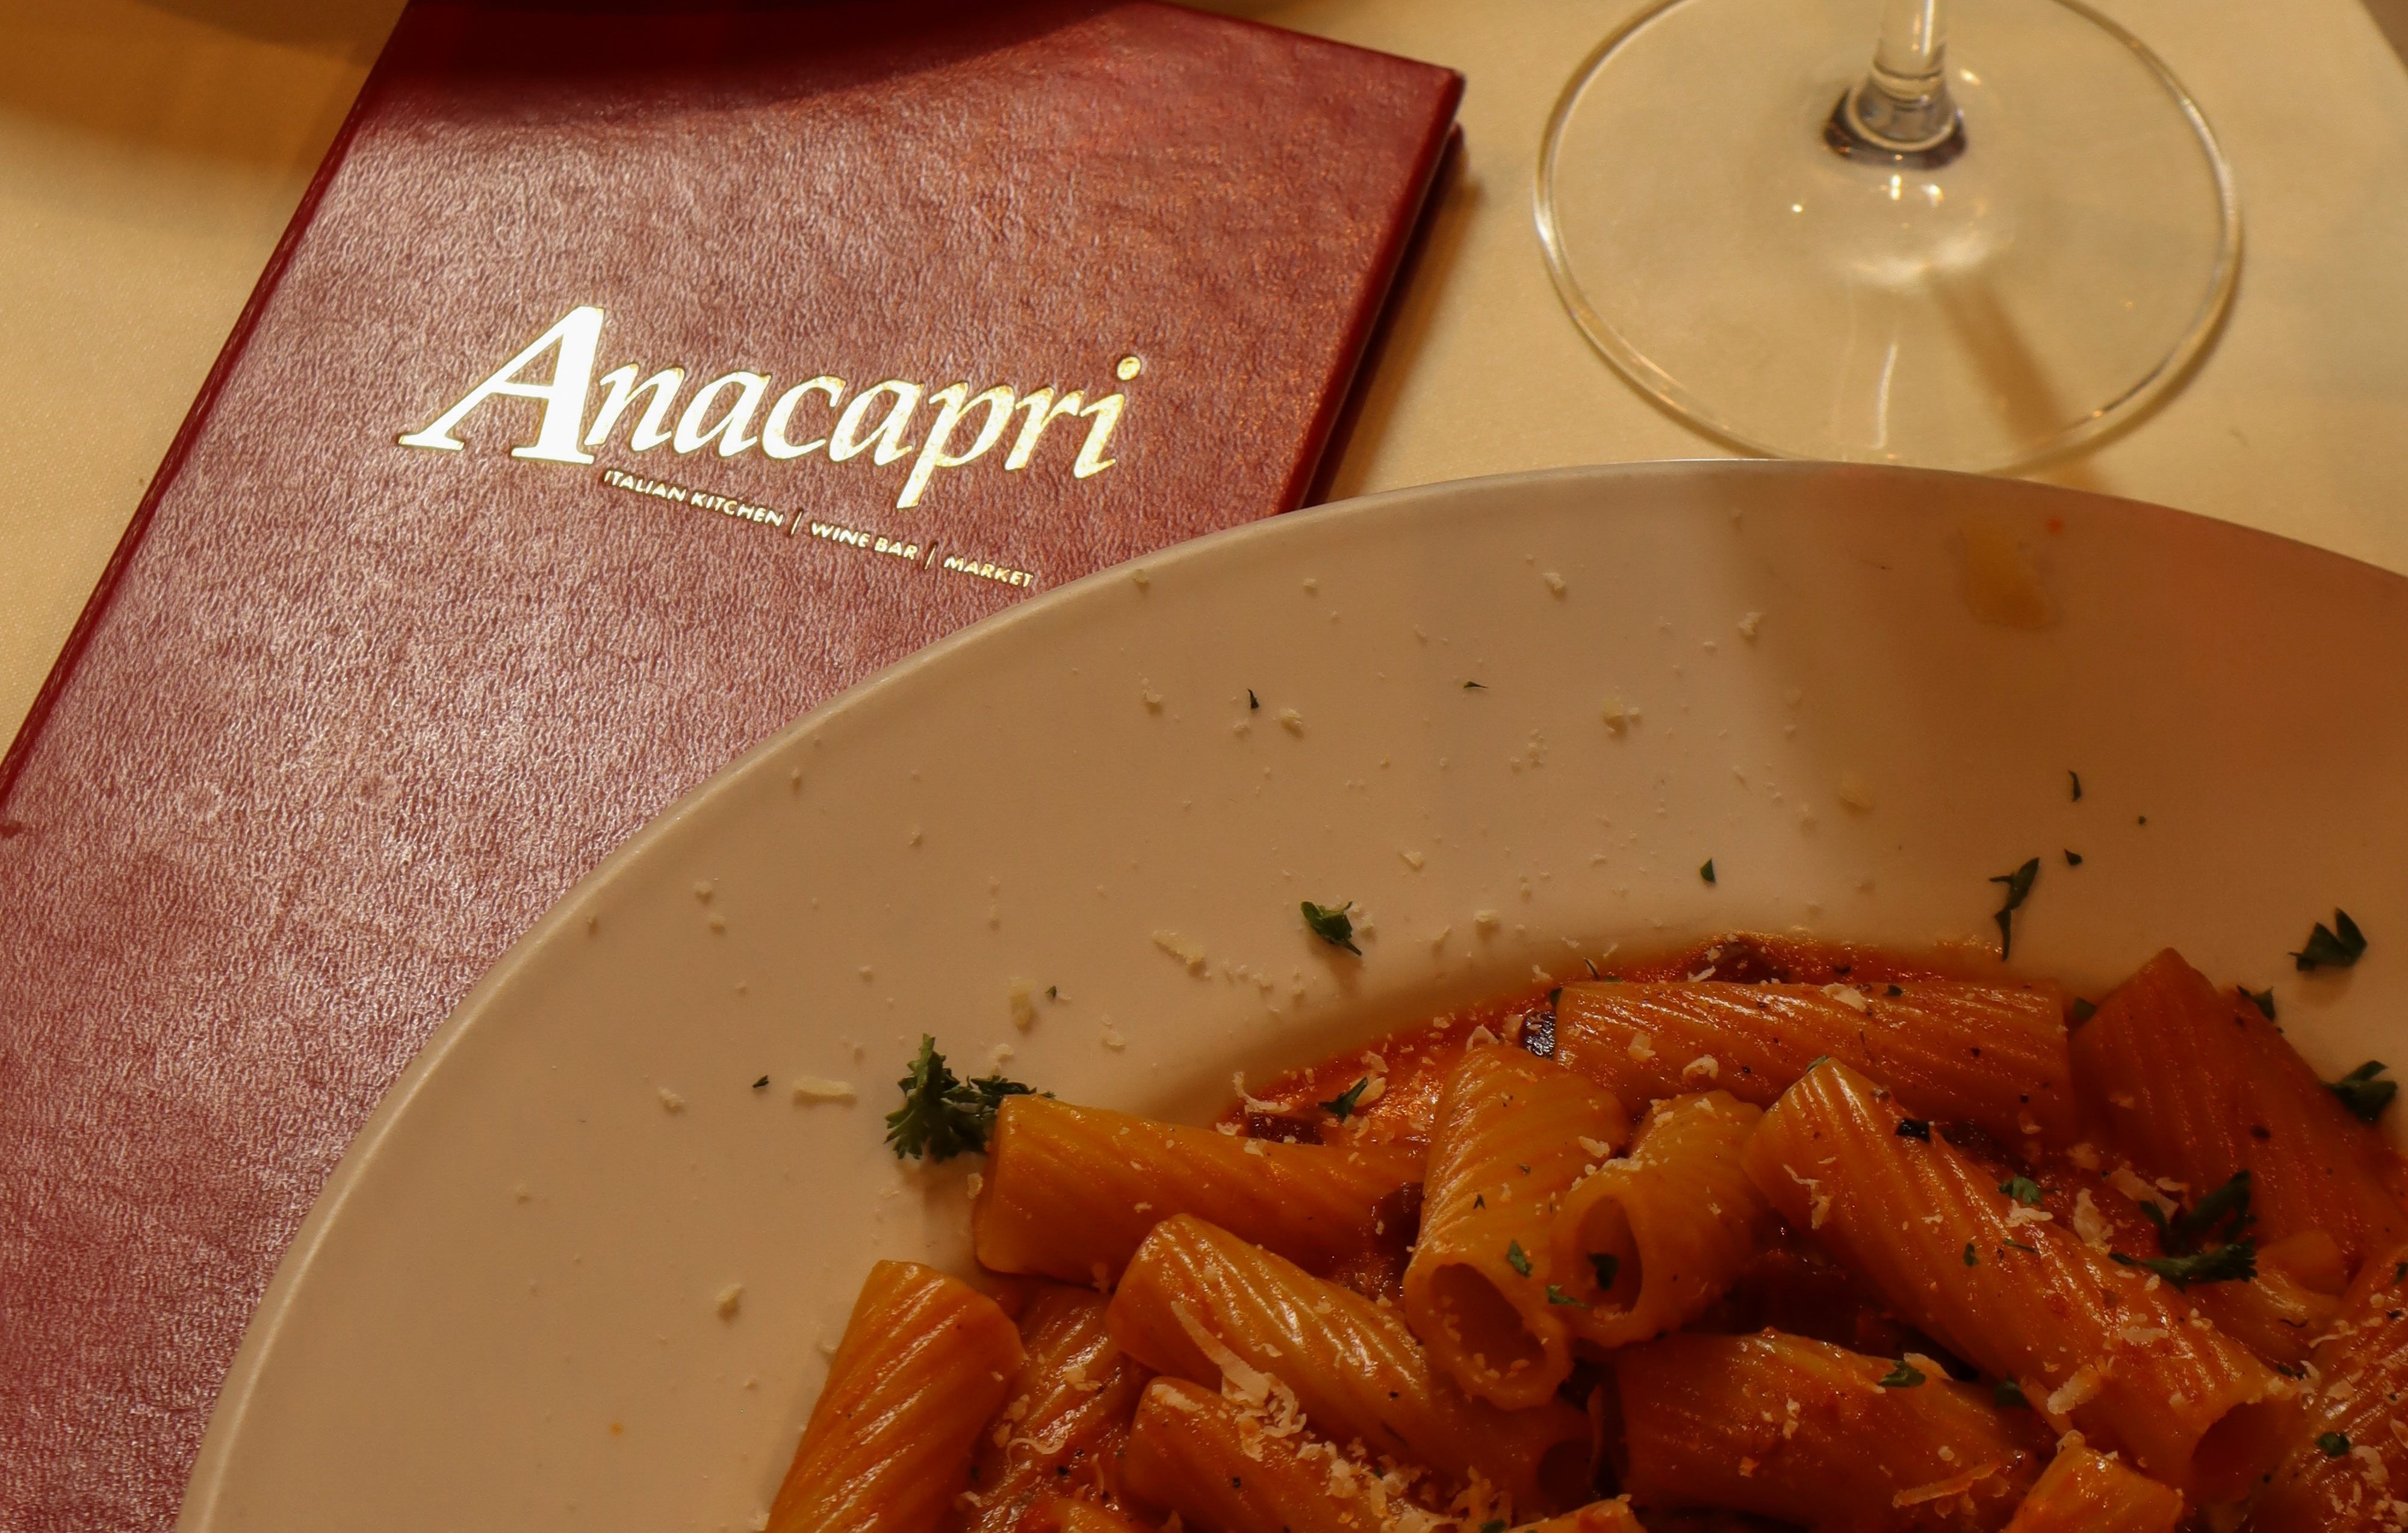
[[1537, 0, 2239, 471]]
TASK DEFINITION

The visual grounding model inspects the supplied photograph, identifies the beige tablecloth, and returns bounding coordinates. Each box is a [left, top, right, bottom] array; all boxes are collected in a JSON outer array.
[[7, 0, 2408, 748]]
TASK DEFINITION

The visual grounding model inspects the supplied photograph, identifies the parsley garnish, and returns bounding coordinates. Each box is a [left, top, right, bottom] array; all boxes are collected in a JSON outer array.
[[2292, 909, 2368, 971], [1884, 984, 1904, 997], [2110, 1240, 2258, 1290], [1896, 1118, 1931, 1141], [2242, 987, 2277, 1021], [1301, 900, 1362, 955], [1988, 858, 2040, 959], [2330, 1062, 2397, 1123], [1545, 1284, 1588, 1308], [2002, 1239, 2039, 1254], [1994, 1380, 2027, 1409], [2069, 770, 2082, 802], [2146, 1169, 2253, 1253], [1700, 858, 1717, 885], [1589, 1252, 1621, 1289], [1045, 985, 1058, 999], [1804, 1054, 1833, 1071], [2394, 1260, 2406, 1285], [1321, 1077, 1371, 1121], [1463, 680, 1487, 690], [751, 1074, 769, 1089], [1583, 958, 1603, 979], [1505, 1240, 1533, 1277], [1963, 1243, 1978, 1267], [1482, 1523, 1507, 1533], [884, 1035, 1034, 1162], [2064, 850, 2084, 867], [2319, 1431, 2352, 1458], [1878, 1361, 1926, 1388], [1999, 1175, 2043, 1206], [2070, 998, 2097, 1023]]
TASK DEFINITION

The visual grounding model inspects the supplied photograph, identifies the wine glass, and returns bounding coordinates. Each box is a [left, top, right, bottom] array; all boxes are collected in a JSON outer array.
[[1536, 0, 2238, 471]]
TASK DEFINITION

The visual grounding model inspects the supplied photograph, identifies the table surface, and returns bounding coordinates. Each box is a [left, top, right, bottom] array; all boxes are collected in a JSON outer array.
[[7, 0, 2408, 752]]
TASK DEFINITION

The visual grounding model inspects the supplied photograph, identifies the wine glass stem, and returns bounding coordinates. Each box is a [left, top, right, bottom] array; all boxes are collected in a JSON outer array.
[[1846, 0, 1959, 153]]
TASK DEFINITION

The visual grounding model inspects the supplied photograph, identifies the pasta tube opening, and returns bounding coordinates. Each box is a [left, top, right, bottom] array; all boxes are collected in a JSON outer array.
[[1403, 1047, 1628, 1410], [1551, 1092, 1770, 1350], [1424, 1257, 1559, 1396], [1565, 1200, 1644, 1313]]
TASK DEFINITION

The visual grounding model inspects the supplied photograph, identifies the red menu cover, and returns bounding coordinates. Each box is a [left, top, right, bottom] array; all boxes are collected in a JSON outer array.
[[0, 4, 1458, 1525]]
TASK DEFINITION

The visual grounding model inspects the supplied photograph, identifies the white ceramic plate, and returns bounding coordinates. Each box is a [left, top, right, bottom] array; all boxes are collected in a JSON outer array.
[[181, 463, 2408, 1533]]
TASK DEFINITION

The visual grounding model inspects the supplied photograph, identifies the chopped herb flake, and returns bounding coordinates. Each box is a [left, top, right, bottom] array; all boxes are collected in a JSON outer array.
[[1545, 1284, 1588, 1308], [2069, 770, 2083, 802], [1804, 1055, 1833, 1071], [751, 1074, 769, 1089], [1321, 1077, 1371, 1121], [1046, 985, 1058, 1000], [1878, 1361, 1926, 1389], [1988, 858, 2040, 960], [1482, 1523, 1508, 1533], [1999, 1175, 2043, 1206], [1700, 858, 1717, 885], [2292, 909, 2368, 971], [2064, 850, 2084, 867], [1247, 689, 1260, 710], [1963, 1243, 1978, 1267], [1301, 900, 1362, 956], [2319, 1432, 2352, 1458], [1884, 984, 1904, 997], [2002, 1239, 2040, 1254], [2070, 998, 2097, 1023], [2110, 1239, 2258, 1290], [1583, 958, 1603, 979], [2242, 987, 2277, 1021], [1589, 1252, 1621, 1289], [2163, 1169, 2253, 1253], [1896, 1119, 1932, 1141], [884, 1036, 1034, 1162], [2395, 1261, 2407, 1285], [2330, 1061, 2397, 1123], [1463, 680, 1487, 690], [1505, 1240, 1533, 1277], [1994, 1380, 2027, 1409]]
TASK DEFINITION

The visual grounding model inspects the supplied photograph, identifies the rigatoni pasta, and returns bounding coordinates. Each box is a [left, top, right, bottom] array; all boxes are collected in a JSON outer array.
[[768, 1261, 1023, 1533], [1119, 1377, 1410, 1533], [1616, 1329, 2048, 1529], [1108, 1212, 1593, 1517], [1553, 979, 2075, 1146], [1999, 1443, 2183, 1533], [1742, 1059, 2288, 1497], [2248, 1239, 2408, 1532], [1549, 1091, 1769, 1347], [762, 937, 2408, 1533], [973, 1094, 1423, 1284], [1518, 1501, 1645, 1533], [1403, 1045, 1630, 1408], [1015, 1499, 1154, 1533], [954, 1284, 1146, 1532], [2070, 947, 2403, 1275]]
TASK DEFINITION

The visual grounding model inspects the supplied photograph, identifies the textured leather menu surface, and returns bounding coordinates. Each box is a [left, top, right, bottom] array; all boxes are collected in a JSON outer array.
[[0, 4, 1457, 1525]]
